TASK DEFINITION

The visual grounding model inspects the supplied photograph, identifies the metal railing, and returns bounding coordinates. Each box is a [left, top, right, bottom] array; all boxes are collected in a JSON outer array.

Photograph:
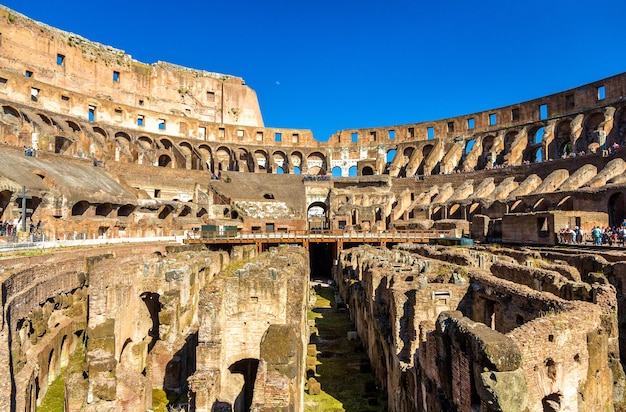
[[189, 228, 456, 242]]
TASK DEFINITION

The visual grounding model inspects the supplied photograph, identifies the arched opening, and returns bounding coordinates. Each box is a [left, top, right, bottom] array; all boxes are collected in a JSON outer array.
[[542, 392, 562, 412], [307, 152, 327, 175], [71, 201, 90, 216], [158, 205, 173, 220], [417, 144, 433, 175], [179, 205, 192, 217], [254, 149, 269, 172], [578, 112, 605, 152], [197, 208, 208, 218], [497, 131, 518, 165], [2, 105, 21, 122], [140, 292, 161, 353], [95, 203, 112, 217], [66, 120, 81, 133], [228, 358, 260, 411], [216, 147, 232, 171], [0, 190, 11, 220], [59, 335, 69, 369], [160, 138, 174, 151], [180, 142, 202, 170], [510, 200, 523, 213], [37, 113, 53, 126], [533, 198, 549, 212], [362, 166, 374, 175], [118, 204, 135, 217], [480, 135, 496, 169], [158, 154, 172, 167], [93, 126, 108, 140], [549, 120, 572, 159], [47, 348, 57, 384], [290, 151, 303, 174], [137, 136, 153, 149], [555, 196, 573, 211], [54, 136, 73, 154], [308, 201, 328, 230], [348, 166, 358, 177], [608, 192, 626, 227], [331, 166, 342, 177], [272, 151, 288, 174]]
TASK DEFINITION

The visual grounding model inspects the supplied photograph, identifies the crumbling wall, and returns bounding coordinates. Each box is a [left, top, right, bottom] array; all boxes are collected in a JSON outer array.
[[190, 246, 309, 412]]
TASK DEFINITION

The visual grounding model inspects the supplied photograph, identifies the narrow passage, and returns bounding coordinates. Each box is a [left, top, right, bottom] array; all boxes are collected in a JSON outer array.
[[305, 281, 386, 411]]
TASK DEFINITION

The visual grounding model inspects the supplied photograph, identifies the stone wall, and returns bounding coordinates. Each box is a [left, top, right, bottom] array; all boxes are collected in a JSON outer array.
[[334, 244, 626, 411], [190, 245, 309, 412]]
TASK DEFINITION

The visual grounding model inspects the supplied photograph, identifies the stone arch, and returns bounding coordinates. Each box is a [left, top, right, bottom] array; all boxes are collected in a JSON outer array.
[[158, 154, 172, 168], [0, 190, 11, 220], [468, 202, 481, 218], [95, 203, 112, 217], [216, 146, 232, 171], [361, 166, 374, 175], [510, 200, 524, 213], [36, 112, 53, 126], [119, 337, 133, 364], [307, 201, 328, 230], [417, 144, 433, 175], [577, 112, 605, 152], [47, 348, 58, 384], [331, 166, 342, 177], [118, 204, 135, 217], [610, 106, 626, 145], [59, 335, 70, 370], [66, 120, 81, 133], [197, 208, 208, 218], [159, 137, 174, 150], [71, 200, 90, 216], [2, 105, 22, 123], [272, 150, 288, 174], [533, 198, 549, 212], [232, 147, 251, 172], [228, 358, 260, 411], [254, 149, 270, 172], [549, 119, 573, 159], [307, 152, 327, 175], [290, 151, 303, 173], [497, 130, 518, 165], [556, 196, 573, 211], [180, 141, 202, 170], [158, 204, 173, 219], [140, 292, 161, 353], [137, 135, 153, 149], [349, 165, 358, 177], [54, 135, 73, 154], [480, 135, 496, 169], [197, 144, 213, 172], [93, 126, 108, 139], [448, 204, 462, 219], [608, 191, 626, 227], [179, 205, 192, 217]]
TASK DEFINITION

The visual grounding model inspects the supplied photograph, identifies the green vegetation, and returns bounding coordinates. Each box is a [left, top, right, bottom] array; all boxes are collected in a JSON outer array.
[[152, 389, 169, 412], [38, 369, 67, 412], [305, 284, 385, 412]]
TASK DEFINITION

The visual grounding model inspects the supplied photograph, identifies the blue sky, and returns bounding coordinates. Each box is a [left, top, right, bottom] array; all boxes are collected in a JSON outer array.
[[3, 0, 626, 141]]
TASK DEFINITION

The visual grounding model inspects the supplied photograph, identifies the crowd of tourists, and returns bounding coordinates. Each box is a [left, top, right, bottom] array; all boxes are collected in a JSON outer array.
[[0, 220, 41, 237], [559, 224, 626, 246]]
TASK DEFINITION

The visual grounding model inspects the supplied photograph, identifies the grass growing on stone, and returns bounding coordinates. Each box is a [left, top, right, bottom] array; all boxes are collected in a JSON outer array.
[[305, 283, 385, 412], [38, 367, 67, 412]]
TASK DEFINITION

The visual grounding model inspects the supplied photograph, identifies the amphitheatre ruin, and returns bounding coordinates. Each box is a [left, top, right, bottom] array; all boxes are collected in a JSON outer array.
[[3, 4, 626, 412]]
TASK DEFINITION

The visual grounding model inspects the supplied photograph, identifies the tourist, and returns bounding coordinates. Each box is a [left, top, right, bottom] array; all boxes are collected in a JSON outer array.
[[592, 226, 602, 246]]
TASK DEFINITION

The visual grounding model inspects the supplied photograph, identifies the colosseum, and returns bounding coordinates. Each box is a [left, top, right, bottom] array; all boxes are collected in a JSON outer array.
[[2, 4, 626, 412]]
